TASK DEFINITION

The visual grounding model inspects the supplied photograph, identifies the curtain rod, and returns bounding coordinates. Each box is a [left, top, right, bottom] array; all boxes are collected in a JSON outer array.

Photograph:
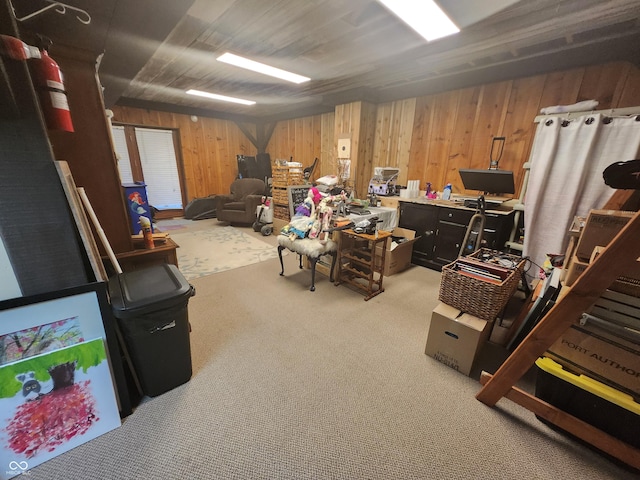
[[534, 105, 640, 123]]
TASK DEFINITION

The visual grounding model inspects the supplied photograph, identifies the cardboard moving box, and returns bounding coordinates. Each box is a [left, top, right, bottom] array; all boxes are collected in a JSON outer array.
[[574, 209, 634, 262], [375, 227, 418, 276], [546, 319, 640, 400], [564, 248, 640, 292], [425, 303, 491, 376], [564, 255, 589, 287]]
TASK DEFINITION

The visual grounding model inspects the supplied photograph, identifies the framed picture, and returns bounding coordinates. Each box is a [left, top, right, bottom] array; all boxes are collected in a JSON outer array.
[[0, 338, 121, 473], [0, 285, 111, 363], [0, 283, 133, 474]]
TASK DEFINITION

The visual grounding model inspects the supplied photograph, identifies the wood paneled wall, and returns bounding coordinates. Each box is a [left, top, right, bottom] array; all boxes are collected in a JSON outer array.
[[373, 98, 416, 187], [266, 114, 325, 180], [113, 61, 640, 204], [408, 62, 640, 197], [110, 107, 257, 199], [332, 101, 378, 198]]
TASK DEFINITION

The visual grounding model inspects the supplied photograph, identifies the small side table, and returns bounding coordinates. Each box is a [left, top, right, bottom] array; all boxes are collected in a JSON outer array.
[[105, 238, 179, 275], [335, 229, 391, 300]]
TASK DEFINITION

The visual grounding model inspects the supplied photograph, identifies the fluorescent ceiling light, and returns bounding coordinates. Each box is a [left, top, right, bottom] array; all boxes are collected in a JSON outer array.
[[217, 52, 310, 84], [186, 89, 255, 105], [378, 0, 459, 41]]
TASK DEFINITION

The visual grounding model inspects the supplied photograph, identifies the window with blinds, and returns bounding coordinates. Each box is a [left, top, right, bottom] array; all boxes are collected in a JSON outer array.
[[111, 125, 183, 211], [111, 126, 134, 184]]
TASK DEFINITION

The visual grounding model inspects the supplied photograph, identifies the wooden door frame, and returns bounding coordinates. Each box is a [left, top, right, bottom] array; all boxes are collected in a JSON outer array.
[[112, 122, 187, 219]]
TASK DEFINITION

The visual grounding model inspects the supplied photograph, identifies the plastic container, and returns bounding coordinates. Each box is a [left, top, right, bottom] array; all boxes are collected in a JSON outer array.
[[442, 183, 452, 200], [109, 264, 195, 397], [535, 357, 640, 449]]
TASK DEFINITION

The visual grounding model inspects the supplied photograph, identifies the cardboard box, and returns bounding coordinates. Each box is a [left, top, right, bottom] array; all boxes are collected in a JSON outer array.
[[546, 321, 640, 400], [591, 244, 640, 282], [273, 217, 288, 235], [575, 210, 634, 262], [564, 254, 589, 287], [565, 247, 640, 292], [375, 227, 418, 276], [425, 303, 492, 376]]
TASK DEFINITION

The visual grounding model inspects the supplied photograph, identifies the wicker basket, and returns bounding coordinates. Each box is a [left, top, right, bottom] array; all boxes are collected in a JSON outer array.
[[272, 166, 304, 187], [273, 204, 290, 221], [271, 187, 288, 205], [438, 249, 525, 321]]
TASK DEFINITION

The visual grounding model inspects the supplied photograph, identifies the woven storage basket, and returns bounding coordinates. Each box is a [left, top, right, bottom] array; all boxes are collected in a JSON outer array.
[[271, 187, 288, 205], [273, 204, 290, 220], [438, 249, 525, 321], [272, 166, 304, 186]]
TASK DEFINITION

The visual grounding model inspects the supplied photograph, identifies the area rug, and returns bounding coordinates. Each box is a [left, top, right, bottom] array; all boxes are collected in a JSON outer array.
[[169, 226, 281, 280], [154, 218, 193, 232]]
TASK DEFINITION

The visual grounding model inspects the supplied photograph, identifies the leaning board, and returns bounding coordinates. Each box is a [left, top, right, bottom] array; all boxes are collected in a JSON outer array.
[[287, 185, 311, 218]]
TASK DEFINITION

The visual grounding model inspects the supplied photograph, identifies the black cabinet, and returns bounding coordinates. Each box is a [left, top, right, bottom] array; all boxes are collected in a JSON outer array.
[[399, 200, 515, 271], [434, 221, 467, 264], [397, 202, 439, 268]]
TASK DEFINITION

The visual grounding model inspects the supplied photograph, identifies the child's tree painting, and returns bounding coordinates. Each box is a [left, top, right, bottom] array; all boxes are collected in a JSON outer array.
[[0, 338, 120, 473], [0, 317, 83, 366]]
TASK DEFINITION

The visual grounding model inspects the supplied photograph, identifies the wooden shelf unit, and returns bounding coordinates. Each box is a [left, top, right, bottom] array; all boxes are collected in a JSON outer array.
[[476, 207, 640, 470], [271, 165, 304, 221], [335, 229, 391, 301]]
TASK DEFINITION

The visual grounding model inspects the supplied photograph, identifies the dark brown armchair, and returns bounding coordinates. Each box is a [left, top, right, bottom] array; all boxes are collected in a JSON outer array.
[[214, 178, 266, 226]]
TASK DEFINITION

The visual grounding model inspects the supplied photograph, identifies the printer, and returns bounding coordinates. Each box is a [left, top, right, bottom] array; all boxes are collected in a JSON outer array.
[[368, 167, 399, 196]]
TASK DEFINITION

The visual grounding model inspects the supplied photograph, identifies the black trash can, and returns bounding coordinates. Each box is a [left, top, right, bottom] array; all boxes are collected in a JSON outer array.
[[108, 264, 195, 397]]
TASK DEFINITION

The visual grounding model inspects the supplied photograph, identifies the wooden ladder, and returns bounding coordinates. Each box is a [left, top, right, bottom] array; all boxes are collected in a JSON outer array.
[[476, 206, 640, 469]]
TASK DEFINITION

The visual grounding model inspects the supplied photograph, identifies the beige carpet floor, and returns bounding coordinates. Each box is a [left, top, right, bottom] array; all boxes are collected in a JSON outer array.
[[23, 219, 637, 479]]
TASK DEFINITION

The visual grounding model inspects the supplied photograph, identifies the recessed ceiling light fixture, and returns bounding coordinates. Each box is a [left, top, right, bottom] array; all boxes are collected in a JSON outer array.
[[217, 52, 310, 84], [377, 0, 459, 41], [186, 89, 255, 105]]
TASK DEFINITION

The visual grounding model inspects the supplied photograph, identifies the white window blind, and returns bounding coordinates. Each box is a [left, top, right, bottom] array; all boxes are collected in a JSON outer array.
[[134, 128, 183, 210], [111, 125, 134, 184]]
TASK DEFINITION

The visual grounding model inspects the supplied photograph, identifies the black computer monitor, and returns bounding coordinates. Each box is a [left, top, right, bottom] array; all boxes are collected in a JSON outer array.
[[458, 169, 515, 194]]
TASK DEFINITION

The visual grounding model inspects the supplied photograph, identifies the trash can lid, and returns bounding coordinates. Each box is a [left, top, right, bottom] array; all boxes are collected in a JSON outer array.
[[109, 264, 193, 318]]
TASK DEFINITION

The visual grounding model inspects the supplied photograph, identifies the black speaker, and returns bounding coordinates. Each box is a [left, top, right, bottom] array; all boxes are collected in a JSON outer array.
[[256, 153, 272, 180], [236, 155, 255, 178]]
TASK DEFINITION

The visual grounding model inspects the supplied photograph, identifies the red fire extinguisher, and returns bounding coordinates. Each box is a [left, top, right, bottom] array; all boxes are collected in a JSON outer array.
[[0, 34, 74, 132], [29, 40, 74, 132]]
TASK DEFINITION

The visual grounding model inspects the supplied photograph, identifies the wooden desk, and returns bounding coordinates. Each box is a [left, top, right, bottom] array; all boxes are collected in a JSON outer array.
[[335, 229, 391, 301]]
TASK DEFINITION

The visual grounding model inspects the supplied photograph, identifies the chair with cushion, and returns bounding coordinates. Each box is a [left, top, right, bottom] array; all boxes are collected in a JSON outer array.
[[277, 235, 337, 292], [214, 178, 266, 226]]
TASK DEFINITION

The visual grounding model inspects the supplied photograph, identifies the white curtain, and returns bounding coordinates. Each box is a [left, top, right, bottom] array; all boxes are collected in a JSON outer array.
[[523, 113, 640, 274]]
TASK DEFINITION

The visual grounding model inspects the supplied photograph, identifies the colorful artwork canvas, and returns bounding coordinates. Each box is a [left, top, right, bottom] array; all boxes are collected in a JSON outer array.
[[0, 338, 120, 476], [0, 317, 84, 366]]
